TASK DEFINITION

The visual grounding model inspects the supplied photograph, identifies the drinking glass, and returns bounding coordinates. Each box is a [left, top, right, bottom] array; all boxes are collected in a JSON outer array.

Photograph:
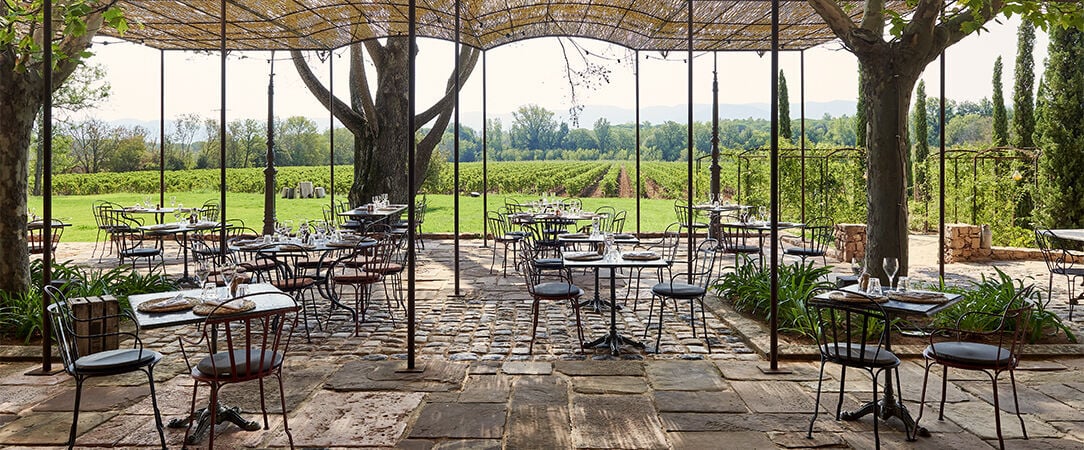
[[170, 196, 177, 208], [897, 276, 910, 292], [850, 257, 863, 277], [174, 207, 183, 223], [143, 196, 151, 207], [201, 282, 218, 303], [883, 257, 899, 290], [866, 278, 883, 297]]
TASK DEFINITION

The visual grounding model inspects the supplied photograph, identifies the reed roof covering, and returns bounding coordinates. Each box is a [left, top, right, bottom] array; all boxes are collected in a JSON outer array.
[[110, 0, 905, 52]]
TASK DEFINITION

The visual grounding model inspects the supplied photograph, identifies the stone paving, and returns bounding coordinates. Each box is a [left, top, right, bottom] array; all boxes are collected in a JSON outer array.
[[2, 236, 1083, 448]]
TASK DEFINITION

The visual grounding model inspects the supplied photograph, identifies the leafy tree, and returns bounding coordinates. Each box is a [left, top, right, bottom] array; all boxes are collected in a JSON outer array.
[[854, 67, 867, 148], [510, 104, 558, 150], [646, 121, 687, 162], [594, 118, 612, 154], [292, 41, 479, 205], [778, 70, 792, 142], [66, 119, 115, 174], [487, 118, 505, 155], [0, 0, 127, 293], [1036, 25, 1084, 228], [565, 128, 598, 150], [946, 114, 994, 146], [1012, 20, 1036, 148], [276, 116, 325, 166], [911, 81, 929, 200], [806, 0, 1084, 280], [228, 119, 266, 168], [32, 62, 110, 195], [105, 126, 150, 173], [992, 56, 1009, 146]]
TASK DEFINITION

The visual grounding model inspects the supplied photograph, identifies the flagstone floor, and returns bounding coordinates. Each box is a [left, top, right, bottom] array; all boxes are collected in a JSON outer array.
[[2, 236, 1083, 448]]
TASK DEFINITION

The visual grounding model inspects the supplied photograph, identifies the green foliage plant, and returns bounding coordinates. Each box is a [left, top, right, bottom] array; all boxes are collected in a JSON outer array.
[[992, 57, 1009, 146], [714, 260, 835, 339], [1036, 25, 1084, 229], [1011, 20, 1036, 148], [934, 268, 1075, 344]]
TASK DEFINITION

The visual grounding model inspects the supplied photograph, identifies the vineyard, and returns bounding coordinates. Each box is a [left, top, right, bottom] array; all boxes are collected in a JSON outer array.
[[45, 151, 870, 225]]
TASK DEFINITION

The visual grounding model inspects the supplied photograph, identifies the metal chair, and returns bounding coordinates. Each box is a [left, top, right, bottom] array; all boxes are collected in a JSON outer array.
[[259, 244, 318, 341], [117, 228, 165, 272], [674, 201, 709, 246], [28, 219, 64, 259], [326, 239, 396, 334], [178, 292, 298, 450], [624, 222, 681, 310], [783, 218, 833, 266], [915, 286, 1037, 450], [487, 211, 524, 276], [522, 248, 585, 354], [718, 223, 762, 267], [1034, 229, 1084, 320], [806, 291, 903, 449], [645, 238, 718, 352], [46, 285, 167, 450]]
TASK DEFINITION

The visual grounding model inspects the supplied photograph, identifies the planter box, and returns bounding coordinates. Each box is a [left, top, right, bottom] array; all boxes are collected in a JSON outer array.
[[69, 295, 119, 356]]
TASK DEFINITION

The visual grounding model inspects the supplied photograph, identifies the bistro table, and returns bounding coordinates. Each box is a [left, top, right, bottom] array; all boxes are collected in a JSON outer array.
[[339, 204, 407, 230], [140, 220, 222, 285], [1044, 229, 1084, 243], [129, 283, 297, 444], [116, 205, 181, 225], [558, 232, 639, 311], [563, 250, 671, 355], [810, 284, 963, 438], [230, 237, 378, 302]]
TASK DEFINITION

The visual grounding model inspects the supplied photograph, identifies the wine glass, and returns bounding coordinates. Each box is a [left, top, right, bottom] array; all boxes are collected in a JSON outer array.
[[882, 257, 899, 290], [194, 261, 209, 289], [170, 196, 177, 208], [173, 206, 183, 223]]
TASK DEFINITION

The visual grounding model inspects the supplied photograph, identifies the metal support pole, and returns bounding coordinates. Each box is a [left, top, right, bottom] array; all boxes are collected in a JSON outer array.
[[482, 52, 488, 247], [407, 0, 418, 371], [635, 51, 641, 233], [219, 0, 227, 262], [686, 0, 694, 277], [938, 51, 946, 286], [800, 50, 806, 223], [160, 50, 165, 208], [768, 0, 782, 372], [37, 0, 55, 374], [710, 53, 720, 203], [330, 52, 335, 210], [452, 0, 462, 297], [263, 54, 277, 235]]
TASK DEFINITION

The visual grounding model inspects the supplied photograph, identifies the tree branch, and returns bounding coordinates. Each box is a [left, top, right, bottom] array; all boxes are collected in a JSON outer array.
[[290, 50, 368, 138], [937, 0, 1005, 48], [806, 0, 860, 49], [351, 43, 378, 134]]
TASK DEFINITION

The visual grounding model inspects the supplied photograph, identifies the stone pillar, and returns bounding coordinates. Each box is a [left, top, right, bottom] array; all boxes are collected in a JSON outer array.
[[832, 223, 866, 263]]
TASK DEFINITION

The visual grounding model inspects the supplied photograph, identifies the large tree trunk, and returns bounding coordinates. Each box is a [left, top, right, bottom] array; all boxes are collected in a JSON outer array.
[[0, 75, 38, 295], [859, 57, 921, 284]]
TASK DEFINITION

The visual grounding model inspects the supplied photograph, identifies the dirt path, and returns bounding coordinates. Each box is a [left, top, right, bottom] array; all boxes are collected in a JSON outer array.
[[617, 166, 634, 198]]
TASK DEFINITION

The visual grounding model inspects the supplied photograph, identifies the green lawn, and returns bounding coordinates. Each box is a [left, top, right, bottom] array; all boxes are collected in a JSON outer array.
[[28, 192, 683, 242]]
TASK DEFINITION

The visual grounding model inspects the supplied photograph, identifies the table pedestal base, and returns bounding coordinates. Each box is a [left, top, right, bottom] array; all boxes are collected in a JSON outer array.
[[840, 397, 924, 440], [168, 403, 261, 444], [584, 330, 644, 356]]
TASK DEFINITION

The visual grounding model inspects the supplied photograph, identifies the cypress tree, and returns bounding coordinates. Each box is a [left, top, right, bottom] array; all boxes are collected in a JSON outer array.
[[1012, 20, 1036, 148], [1036, 27, 1084, 228], [855, 66, 867, 148], [911, 80, 929, 200], [779, 70, 792, 142], [992, 56, 1009, 146]]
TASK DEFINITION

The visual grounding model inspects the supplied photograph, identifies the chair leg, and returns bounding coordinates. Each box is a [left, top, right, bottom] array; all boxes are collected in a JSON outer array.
[[643, 294, 657, 339], [529, 299, 540, 354], [1009, 369, 1028, 440], [914, 360, 935, 442], [258, 378, 269, 429], [808, 360, 826, 439], [990, 372, 1005, 450], [871, 370, 882, 449], [698, 297, 712, 353], [571, 298, 585, 352], [835, 366, 847, 419], [939, 365, 949, 420], [183, 381, 200, 447], [277, 374, 295, 449], [67, 377, 85, 450], [145, 368, 168, 449], [208, 384, 219, 450], [655, 296, 665, 352]]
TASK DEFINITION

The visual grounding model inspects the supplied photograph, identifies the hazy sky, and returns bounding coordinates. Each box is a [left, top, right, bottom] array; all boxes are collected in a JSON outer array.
[[84, 15, 1045, 127]]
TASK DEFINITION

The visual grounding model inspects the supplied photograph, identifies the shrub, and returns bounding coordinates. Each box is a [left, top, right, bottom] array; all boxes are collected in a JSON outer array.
[[714, 260, 835, 338], [935, 268, 1076, 344]]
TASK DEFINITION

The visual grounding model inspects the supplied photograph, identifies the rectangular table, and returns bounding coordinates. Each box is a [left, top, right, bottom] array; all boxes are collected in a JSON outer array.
[[563, 253, 671, 355], [129, 283, 296, 443], [810, 284, 963, 437], [339, 204, 408, 229]]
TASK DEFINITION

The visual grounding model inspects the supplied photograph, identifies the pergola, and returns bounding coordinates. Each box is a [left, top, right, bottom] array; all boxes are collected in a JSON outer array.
[[37, 0, 917, 372]]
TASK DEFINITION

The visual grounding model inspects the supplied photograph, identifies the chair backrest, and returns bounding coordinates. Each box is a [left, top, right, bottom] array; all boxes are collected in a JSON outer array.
[[521, 246, 577, 298], [806, 293, 893, 367], [666, 238, 718, 288], [188, 292, 298, 382], [1034, 229, 1079, 273], [610, 210, 627, 233], [799, 224, 833, 253], [46, 285, 145, 375], [719, 223, 756, 250], [487, 211, 510, 239], [258, 245, 311, 283], [643, 222, 681, 261], [28, 220, 64, 255], [199, 200, 220, 222]]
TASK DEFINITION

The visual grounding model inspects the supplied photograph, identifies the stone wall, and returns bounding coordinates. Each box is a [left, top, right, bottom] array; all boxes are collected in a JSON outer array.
[[943, 224, 990, 263], [831, 223, 866, 262]]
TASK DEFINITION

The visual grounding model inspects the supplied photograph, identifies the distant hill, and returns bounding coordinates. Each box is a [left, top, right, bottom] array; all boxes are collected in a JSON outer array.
[[106, 100, 857, 139]]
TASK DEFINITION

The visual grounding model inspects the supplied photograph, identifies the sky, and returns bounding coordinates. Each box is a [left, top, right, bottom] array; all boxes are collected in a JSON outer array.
[[82, 15, 1046, 129]]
